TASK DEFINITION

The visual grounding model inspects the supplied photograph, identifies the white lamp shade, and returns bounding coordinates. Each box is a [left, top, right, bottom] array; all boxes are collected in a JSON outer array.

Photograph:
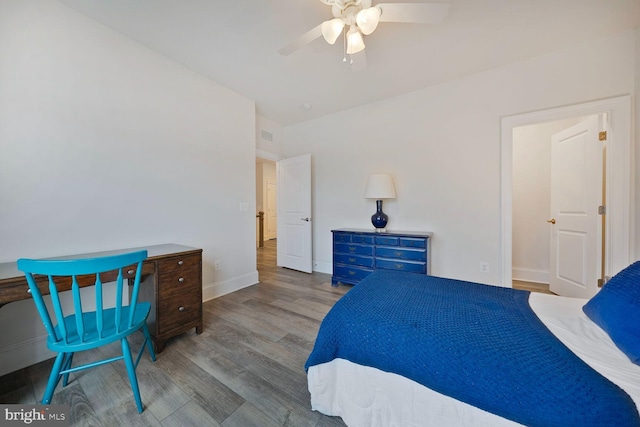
[[364, 174, 396, 199], [321, 18, 345, 45], [356, 7, 381, 35], [346, 26, 365, 54]]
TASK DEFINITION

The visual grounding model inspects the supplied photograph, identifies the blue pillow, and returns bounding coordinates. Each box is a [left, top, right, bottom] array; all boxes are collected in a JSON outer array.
[[583, 261, 640, 364]]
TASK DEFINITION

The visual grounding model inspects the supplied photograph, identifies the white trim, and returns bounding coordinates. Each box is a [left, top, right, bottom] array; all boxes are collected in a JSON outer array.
[[313, 260, 332, 275], [202, 271, 259, 302], [501, 95, 632, 287], [0, 335, 53, 377], [256, 149, 282, 162], [512, 267, 549, 284]]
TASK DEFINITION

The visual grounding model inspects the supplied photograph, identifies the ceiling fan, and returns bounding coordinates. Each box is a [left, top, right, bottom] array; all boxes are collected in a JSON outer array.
[[278, 0, 450, 60]]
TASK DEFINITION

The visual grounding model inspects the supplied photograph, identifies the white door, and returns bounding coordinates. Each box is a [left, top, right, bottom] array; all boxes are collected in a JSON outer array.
[[276, 154, 312, 273], [549, 115, 603, 298], [266, 180, 277, 239]]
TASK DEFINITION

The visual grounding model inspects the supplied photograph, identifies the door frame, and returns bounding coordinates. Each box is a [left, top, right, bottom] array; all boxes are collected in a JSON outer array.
[[500, 95, 632, 288]]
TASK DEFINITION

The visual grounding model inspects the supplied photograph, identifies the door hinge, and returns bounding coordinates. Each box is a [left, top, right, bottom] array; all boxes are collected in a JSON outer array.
[[599, 131, 607, 141], [598, 276, 611, 287], [598, 205, 606, 215]]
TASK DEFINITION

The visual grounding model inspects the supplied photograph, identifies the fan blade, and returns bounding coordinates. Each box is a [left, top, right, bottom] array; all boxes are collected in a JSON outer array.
[[377, 3, 450, 24], [278, 24, 324, 56]]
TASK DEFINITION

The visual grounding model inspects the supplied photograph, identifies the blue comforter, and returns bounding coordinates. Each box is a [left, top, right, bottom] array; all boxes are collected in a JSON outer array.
[[305, 270, 640, 426]]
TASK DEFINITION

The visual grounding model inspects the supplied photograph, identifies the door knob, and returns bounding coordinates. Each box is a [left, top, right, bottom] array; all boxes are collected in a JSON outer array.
[[547, 218, 556, 224]]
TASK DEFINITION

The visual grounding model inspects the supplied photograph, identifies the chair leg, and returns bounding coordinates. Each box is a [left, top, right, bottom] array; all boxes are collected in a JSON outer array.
[[62, 353, 74, 387], [142, 323, 156, 362], [121, 337, 144, 413], [42, 352, 66, 404]]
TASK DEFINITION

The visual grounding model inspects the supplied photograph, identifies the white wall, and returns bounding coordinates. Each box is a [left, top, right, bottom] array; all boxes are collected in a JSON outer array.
[[512, 117, 584, 283], [284, 30, 636, 285], [256, 114, 284, 161], [0, 0, 258, 375]]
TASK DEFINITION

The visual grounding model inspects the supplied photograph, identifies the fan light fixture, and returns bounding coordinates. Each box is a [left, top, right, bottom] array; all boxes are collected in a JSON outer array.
[[346, 25, 365, 54], [320, 4, 381, 56], [321, 18, 345, 44], [356, 7, 380, 35], [277, 1, 451, 64]]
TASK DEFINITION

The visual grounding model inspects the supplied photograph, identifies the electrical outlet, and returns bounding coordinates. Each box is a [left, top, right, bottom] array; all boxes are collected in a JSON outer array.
[[480, 262, 489, 273], [214, 260, 221, 270]]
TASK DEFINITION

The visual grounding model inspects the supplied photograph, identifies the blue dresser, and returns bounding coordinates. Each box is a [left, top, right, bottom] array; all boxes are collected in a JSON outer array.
[[332, 229, 432, 286]]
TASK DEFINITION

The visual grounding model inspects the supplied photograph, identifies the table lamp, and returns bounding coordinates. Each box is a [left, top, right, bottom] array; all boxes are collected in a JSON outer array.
[[364, 174, 396, 232]]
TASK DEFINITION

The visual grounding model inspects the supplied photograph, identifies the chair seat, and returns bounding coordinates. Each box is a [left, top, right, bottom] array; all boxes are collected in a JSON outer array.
[[48, 302, 152, 352]]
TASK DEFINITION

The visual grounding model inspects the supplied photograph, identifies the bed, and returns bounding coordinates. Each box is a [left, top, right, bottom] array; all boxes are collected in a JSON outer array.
[[305, 265, 640, 427]]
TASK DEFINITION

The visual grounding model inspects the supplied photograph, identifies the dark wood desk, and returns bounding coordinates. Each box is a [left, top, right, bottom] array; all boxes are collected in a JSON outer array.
[[0, 244, 203, 353]]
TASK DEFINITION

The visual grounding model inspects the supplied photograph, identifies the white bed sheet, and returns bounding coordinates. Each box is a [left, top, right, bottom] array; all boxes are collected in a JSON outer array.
[[307, 292, 640, 427]]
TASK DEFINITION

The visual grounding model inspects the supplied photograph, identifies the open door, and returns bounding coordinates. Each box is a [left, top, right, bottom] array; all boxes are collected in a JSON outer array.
[[549, 115, 603, 298], [276, 154, 312, 273]]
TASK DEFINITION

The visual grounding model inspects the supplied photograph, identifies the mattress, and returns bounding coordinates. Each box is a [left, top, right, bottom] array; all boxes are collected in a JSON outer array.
[[307, 292, 640, 427]]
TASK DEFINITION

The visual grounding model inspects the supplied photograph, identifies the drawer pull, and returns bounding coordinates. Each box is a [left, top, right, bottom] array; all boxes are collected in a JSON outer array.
[[348, 270, 356, 276], [349, 247, 356, 253], [395, 251, 403, 257], [349, 257, 356, 263], [127, 269, 135, 275], [26, 288, 31, 294], [178, 260, 184, 266], [178, 277, 185, 283], [395, 264, 404, 270], [178, 306, 185, 312]]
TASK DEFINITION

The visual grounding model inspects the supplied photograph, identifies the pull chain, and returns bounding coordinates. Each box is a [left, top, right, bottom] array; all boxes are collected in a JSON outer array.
[[342, 28, 347, 63]]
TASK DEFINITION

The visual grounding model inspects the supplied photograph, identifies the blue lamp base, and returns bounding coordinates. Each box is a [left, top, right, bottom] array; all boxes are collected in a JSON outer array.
[[371, 200, 388, 232]]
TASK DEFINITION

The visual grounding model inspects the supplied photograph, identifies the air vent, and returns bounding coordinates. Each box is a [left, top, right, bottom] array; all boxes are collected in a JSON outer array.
[[260, 130, 273, 142]]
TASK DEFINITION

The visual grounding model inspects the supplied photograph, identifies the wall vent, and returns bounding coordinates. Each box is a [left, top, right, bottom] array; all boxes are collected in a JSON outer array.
[[260, 130, 273, 142]]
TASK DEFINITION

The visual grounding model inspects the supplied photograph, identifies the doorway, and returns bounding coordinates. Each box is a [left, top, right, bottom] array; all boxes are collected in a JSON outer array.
[[501, 95, 632, 291], [256, 158, 277, 248], [512, 115, 600, 297]]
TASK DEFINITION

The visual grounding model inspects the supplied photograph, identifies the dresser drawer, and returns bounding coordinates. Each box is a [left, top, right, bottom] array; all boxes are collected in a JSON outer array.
[[351, 234, 374, 244], [334, 253, 374, 268], [334, 232, 374, 244], [375, 236, 399, 246], [400, 237, 427, 248], [334, 265, 373, 283], [334, 243, 374, 256], [332, 229, 431, 286], [376, 258, 427, 274], [375, 247, 426, 262]]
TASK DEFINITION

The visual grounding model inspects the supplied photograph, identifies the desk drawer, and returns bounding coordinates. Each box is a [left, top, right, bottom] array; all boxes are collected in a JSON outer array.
[[375, 247, 426, 262], [157, 253, 202, 335], [158, 290, 201, 334], [376, 258, 426, 274]]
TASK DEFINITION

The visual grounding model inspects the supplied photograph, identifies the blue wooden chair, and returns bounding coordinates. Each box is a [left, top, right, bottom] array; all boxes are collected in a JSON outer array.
[[17, 250, 156, 413]]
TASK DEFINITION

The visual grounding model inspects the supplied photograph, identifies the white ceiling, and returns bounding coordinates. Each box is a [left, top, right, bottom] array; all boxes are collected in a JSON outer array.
[[58, 0, 640, 126]]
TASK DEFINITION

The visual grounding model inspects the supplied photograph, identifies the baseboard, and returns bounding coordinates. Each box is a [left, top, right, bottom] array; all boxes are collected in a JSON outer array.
[[0, 335, 54, 377], [313, 260, 332, 275], [202, 270, 259, 302], [512, 267, 549, 284]]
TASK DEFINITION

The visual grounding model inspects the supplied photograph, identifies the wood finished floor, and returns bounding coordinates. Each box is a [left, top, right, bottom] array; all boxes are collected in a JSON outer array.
[[0, 240, 349, 426], [0, 241, 551, 426]]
